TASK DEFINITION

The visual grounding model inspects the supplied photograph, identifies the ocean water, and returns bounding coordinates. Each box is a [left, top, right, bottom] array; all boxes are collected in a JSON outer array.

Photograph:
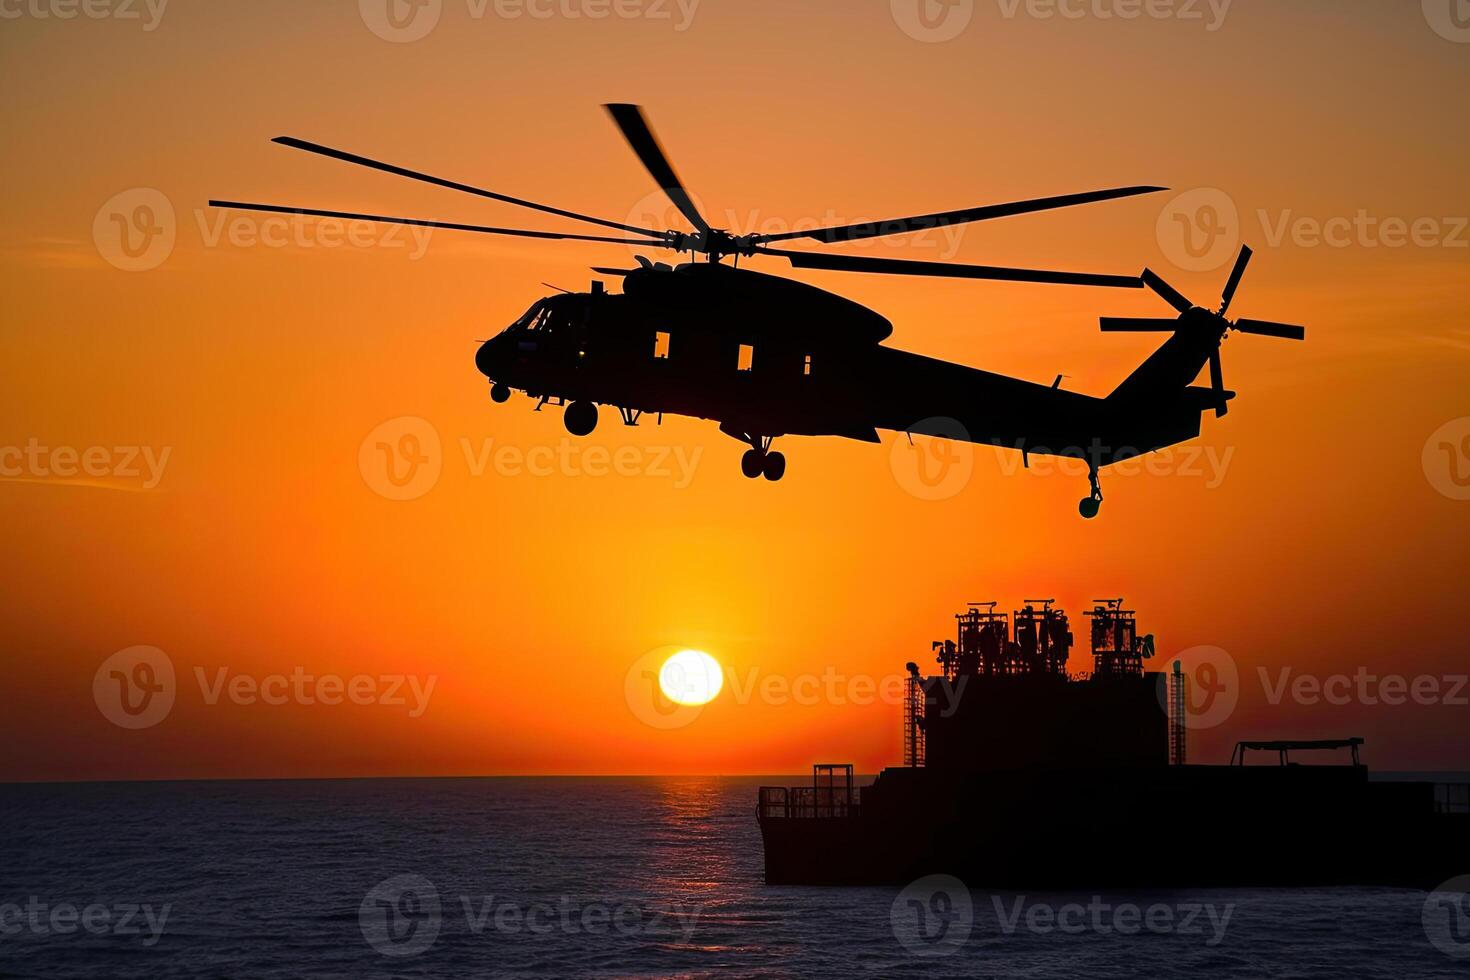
[[0, 777, 1464, 979]]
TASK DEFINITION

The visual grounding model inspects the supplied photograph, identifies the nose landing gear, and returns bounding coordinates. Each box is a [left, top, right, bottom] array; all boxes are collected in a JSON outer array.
[[564, 400, 598, 436], [1079, 464, 1103, 519]]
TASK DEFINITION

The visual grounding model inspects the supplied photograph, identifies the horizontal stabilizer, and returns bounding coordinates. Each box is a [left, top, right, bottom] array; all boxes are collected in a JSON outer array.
[[1184, 385, 1236, 411]]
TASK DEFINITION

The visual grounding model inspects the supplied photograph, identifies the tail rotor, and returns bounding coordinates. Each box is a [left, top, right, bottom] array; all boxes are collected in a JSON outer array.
[[1101, 244, 1306, 417]]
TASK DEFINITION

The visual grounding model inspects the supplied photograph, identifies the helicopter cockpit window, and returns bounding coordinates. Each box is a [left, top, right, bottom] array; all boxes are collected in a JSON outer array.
[[507, 300, 548, 334]]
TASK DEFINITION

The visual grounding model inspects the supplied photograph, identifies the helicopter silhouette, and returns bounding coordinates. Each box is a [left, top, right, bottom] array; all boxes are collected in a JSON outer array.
[[211, 104, 1304, 517]]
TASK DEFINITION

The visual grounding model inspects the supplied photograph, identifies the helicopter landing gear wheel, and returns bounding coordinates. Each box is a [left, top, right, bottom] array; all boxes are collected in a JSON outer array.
[[741, 449, 764, 479], [490, 383, 511, 403], [565, 401, 598, 436], [1079, 464, 1103, 519], [762, 451, 786, 482]]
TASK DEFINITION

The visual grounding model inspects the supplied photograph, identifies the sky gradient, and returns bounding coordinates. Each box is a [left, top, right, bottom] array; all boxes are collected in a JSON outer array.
[[2, 0, 1468, 780]]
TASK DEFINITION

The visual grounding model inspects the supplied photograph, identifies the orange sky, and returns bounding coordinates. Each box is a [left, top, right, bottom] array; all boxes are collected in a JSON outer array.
[[2, 0, 1468, 781]]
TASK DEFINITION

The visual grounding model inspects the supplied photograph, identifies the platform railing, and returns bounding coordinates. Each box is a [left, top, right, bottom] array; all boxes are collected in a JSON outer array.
[[1434, 783, 1469, 814], [757, 784, 862, 818]]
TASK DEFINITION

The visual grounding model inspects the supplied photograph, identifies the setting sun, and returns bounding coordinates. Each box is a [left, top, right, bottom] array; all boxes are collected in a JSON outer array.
[[658, 650, 724, 707]]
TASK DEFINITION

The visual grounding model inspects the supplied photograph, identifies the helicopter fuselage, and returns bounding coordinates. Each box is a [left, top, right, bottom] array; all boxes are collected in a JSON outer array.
[[474, 263, 1204, 473]]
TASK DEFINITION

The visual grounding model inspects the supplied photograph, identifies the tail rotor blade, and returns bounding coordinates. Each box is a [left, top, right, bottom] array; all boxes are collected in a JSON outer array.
[[1218, 244, 1253, 315], [1099, 317, 1181, 332], [1209, 349, 1227, 417], [1140, 269, 1194, 313], [1235, 319, 1306, 340]]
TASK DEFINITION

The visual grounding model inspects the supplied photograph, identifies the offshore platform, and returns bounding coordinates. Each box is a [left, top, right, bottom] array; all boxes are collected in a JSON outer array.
[[758, 598, 1467, 887]]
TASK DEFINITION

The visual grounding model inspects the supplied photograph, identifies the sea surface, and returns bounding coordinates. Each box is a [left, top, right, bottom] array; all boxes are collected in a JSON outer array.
[[1, 776, 1465, 979]]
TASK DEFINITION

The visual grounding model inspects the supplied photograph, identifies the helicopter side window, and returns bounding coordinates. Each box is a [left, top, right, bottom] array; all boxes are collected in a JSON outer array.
[[737, 344, 753, 372], [803, 354, 813, 377], [653, 331, 671, 360]]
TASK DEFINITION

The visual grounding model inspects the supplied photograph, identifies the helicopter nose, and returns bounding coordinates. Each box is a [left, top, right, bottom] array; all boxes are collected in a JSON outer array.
[[475, 337, 502, 379]]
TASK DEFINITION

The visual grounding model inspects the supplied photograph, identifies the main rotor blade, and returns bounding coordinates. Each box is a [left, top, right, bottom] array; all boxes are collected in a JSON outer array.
[[207, 201, 673, 247], [1234, 318, 1306, 340], [1218, 244, 1253, 315], [603, 104, 712, 235], [271, 136, 659, 238], [765, 248, 1143, 288], [1141, 268, 1194, 313], [1100, 317, 1180, 332], [753, 185, 1168, 246]]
